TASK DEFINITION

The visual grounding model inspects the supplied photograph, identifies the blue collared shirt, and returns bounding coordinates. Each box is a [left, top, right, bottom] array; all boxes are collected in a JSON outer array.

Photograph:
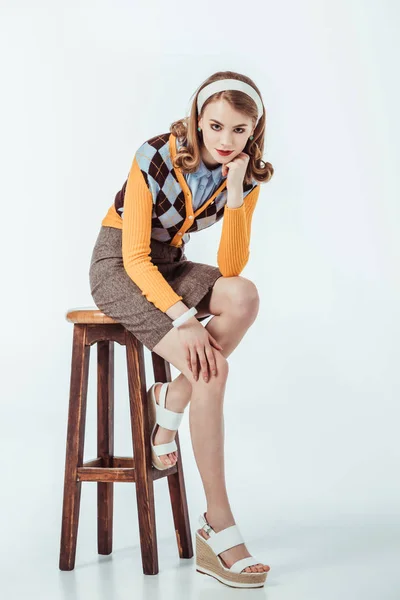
[[183, 159, 224, 211]]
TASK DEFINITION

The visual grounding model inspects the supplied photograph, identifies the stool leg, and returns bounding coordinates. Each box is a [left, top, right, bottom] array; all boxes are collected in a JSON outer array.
[[97, 340, 114, 555], [126, 332, 159, 575], [152, 353, 194, 560], [167, 434, 193, 559], [59, 324, 90, 570]]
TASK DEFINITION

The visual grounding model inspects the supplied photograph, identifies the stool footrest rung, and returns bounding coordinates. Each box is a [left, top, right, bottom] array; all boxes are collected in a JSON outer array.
[[78, 466, 135, 482], [77, 456, 178, 482]]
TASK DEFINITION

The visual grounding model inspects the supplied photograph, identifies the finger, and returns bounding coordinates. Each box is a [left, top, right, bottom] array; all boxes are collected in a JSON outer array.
[[190, 348, 198, 380], [196, 346, 209, 381], [211, 338, 223, 350], [210, 339, 223, 352], [205, 345, 217, 377], [208, 334, 223, 350]]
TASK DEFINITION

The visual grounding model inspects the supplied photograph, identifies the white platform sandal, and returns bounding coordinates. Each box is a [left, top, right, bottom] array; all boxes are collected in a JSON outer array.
[[196, 512, 269, 588], [147, 382, 184, 471]]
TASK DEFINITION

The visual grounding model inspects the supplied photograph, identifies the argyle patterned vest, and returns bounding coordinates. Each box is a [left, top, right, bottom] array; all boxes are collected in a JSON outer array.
[[113, 132, 257, 244]]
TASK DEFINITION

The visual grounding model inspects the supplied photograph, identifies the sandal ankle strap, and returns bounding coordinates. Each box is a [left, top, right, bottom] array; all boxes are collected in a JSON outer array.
[[154, 383, 184, 430], [198, 512, 214, 535], [198, 513, 244, 555]]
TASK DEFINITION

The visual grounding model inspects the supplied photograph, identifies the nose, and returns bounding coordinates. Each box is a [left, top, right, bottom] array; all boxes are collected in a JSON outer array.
[[218, 130, 233, 145], [220, 136, 234, 149]]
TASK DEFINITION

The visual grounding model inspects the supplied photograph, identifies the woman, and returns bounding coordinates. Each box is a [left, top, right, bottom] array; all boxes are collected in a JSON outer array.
[[89, 70, 274, 588]]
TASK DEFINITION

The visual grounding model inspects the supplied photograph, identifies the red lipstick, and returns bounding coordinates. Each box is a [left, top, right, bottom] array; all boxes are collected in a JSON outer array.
[[216, 149, 233, 156]]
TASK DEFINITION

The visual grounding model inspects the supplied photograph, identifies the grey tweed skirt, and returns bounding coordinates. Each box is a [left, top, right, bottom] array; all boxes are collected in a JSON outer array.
[[89, 226, 223, 351]]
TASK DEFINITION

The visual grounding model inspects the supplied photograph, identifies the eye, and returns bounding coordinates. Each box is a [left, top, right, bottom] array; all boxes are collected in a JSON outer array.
[[211, 124, 245, 134]]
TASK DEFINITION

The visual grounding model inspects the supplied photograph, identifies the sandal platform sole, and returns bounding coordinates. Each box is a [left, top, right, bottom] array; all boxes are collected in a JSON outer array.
[[195, 532, 267, 588]]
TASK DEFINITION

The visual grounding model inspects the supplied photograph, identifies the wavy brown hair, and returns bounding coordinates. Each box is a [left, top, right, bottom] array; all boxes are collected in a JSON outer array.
[[170, 70, 274, 186]]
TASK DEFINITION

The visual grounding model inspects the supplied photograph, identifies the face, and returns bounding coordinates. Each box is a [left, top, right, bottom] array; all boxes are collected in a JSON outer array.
[[198, 98, 255, 169]]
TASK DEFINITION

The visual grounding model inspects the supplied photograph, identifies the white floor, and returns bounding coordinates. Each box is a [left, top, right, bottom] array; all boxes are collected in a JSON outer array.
[[2, 516, 399, 600]]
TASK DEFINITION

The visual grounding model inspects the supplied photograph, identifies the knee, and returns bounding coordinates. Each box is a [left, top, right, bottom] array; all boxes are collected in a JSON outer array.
[[228, 277, 260, 322], [215, 353, 229, 381]]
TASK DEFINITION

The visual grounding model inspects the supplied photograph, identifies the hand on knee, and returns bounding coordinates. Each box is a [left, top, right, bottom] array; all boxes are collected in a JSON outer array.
[[191, 353, 228, 386]]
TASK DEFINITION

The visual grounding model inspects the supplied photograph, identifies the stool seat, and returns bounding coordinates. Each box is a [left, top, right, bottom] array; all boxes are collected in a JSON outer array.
[[66, 307, 118, 324]]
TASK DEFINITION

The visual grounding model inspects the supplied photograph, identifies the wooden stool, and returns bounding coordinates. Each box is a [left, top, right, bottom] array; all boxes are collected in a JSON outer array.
[[59, 307, 193, 574]]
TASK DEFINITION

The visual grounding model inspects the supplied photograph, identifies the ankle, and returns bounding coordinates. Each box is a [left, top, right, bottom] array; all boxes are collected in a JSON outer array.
[[205, 509, 236, 532], [155, 382, 188, 413]]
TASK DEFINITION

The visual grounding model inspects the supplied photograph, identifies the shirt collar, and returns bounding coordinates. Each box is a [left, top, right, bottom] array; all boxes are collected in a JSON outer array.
[[192, 158, 223, 185], [175, 136, 224, 185]]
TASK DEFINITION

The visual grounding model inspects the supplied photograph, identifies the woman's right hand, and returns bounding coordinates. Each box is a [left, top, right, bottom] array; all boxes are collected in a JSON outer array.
[[177, 317, 223, 383]]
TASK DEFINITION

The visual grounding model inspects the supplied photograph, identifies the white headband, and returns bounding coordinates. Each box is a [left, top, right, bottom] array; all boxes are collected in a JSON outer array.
[[197, 79, 263, 124]]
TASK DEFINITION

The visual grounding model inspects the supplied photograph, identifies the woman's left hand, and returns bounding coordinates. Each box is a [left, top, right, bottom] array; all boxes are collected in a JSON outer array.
[[222, 152, 250, 188]]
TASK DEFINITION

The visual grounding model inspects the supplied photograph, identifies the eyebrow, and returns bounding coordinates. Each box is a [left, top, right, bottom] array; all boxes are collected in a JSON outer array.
[[209, 119, 249, 128]]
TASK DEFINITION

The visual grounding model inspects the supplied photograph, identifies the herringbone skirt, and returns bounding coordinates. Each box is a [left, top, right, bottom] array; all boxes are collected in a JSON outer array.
[[89, 226, 223, 351]]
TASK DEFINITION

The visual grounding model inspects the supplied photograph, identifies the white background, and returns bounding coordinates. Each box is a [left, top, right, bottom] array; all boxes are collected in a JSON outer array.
[[1, 0, 399, 598]]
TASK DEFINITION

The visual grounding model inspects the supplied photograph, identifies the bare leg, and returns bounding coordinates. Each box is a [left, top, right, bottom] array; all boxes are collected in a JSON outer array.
[[151, 278, 269, 574], [153, 311, 254, 465]]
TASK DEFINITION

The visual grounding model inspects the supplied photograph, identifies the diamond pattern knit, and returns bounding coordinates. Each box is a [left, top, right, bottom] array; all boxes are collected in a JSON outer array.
[[101, 132, 261, 312]]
